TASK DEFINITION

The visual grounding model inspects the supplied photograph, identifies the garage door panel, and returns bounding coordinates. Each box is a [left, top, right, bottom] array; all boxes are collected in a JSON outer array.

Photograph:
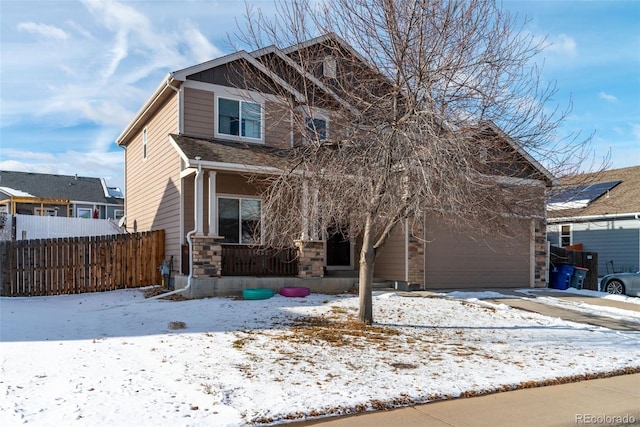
[[425, 217, 530, 288]]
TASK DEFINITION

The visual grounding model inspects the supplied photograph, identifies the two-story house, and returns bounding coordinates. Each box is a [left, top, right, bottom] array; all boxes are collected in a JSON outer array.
[[116, 33, 553, 296]]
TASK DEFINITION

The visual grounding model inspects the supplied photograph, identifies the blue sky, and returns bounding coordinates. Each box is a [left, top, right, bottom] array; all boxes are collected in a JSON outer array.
[[1, 0, 639, 192]]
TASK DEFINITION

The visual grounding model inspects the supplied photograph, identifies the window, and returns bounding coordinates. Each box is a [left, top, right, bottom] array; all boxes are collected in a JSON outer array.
[[218, 197, 261, 244], [560, 224, 571, 247], [142, 127, 148, 160], [114, 209, 124, 221], [35, 207, 58, 216], [218, 98, 262, 140], [306, 117, 327, 141], [77, 208, 92, 219]]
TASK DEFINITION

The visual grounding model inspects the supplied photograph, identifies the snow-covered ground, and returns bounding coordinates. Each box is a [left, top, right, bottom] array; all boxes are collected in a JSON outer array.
[[1, 288, 638, 426]]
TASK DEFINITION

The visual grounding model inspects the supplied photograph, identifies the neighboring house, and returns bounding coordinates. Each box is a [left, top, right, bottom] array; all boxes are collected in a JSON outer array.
[[547, 165, 640, 275], [117, 33, 553, 292], [0, 170, 124, 221]]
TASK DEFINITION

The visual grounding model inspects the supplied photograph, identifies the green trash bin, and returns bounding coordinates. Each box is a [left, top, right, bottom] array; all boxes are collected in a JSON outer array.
[[571, 267, 588, 290]]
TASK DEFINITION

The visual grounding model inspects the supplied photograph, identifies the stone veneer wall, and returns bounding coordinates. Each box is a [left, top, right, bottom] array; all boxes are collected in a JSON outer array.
[[191, 235, 222, 278], [407, 225, 425, 287], [534, 218, 547, 287], [295, 240, 325, 278]]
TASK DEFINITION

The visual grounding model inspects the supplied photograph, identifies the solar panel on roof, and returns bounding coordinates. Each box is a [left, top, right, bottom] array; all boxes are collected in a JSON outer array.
[[547, 180, 621, 210], [107, 187, 124, 198]]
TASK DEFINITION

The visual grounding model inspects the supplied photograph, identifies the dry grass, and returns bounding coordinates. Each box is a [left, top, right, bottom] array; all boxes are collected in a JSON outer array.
[[276, 314, 401, 347]]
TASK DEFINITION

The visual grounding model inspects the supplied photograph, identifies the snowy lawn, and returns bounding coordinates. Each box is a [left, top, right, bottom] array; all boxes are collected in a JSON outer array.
[[1, 288, 639, 426]]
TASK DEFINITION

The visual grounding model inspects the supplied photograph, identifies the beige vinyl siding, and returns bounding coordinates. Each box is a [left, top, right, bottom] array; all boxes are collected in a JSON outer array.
[[265, 101, 292, 148], [183, 87, 215, 138], [374, 223, 406, 281], [424, 215, 530, 288], [217, 173, 259, 196], [125, 92, 182, 261]]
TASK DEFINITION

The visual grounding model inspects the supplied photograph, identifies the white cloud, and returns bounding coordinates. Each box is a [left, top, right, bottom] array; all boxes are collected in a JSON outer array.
[[631, 123, 640, 140], [546, 34, 577, 57], [17, 22, 69, 40], [180, 20, 223, 63], [598, 91, 617, 102], [65, 20, 94, 39]]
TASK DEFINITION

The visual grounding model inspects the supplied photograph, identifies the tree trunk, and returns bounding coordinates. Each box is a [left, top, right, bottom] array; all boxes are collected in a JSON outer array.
[[358, 215, 375, 324]]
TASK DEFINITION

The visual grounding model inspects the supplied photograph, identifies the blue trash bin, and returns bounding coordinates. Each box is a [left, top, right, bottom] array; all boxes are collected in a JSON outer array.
[[549, 264, 575, 290]]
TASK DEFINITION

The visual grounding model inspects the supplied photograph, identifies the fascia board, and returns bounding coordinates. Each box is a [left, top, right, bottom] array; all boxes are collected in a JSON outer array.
[[170, 51, 249, 80], [172, 50, 305, 103], [280, 33, 372, 69], [169, 135, 192, 165], [117, 74, 175, 145], [484, 121, 558, 186], [252, 45, 360, 115], [548, 212, 640, 223], [187, 159, 283, 175]]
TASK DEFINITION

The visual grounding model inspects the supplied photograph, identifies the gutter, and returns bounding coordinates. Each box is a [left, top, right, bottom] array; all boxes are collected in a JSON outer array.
[[116, 74, 175, 145], [548, 212, 640, 223]]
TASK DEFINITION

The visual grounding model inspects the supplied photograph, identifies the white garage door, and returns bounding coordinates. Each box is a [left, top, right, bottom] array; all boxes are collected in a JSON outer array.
[[424, 216, 531, 289]]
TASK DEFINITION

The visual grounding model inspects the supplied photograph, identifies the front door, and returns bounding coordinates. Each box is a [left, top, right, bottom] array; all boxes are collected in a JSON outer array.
[[326, 226, 352, 269]]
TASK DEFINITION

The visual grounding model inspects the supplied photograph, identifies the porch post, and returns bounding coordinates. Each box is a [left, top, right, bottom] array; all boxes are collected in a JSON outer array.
[[208, 171, 217, 236], [195, 166, 204, 235], [301, 180, 309, 240]]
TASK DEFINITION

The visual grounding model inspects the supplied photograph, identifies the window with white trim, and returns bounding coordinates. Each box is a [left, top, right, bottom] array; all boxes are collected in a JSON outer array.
[[77, 207, 92, 219], [218, 197, 261, 244], [142, 127, 148, 160], [218, 98, 262, 140], [560, 224, 572, 247], [298, 106, 329, 143]]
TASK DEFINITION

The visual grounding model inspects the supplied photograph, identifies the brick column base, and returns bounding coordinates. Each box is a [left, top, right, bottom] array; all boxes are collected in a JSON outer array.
[[191, 235, 223, 278], [295, 240, 325, 278]]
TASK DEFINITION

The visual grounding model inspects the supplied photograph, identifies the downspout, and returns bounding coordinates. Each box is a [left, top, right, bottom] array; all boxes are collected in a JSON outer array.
[[151, 161, 203, 300]]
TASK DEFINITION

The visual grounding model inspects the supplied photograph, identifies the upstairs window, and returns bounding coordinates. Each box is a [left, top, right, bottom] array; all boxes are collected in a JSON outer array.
[[306, 117, 327, 141], [218, 98, 262, 140]]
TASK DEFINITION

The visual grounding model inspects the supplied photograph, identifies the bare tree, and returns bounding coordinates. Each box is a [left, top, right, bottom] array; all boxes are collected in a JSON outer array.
[[233, 0, 592, 324]]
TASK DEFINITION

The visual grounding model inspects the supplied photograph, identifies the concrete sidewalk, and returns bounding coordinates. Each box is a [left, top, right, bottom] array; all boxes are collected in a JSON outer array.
[[291, 374, 640, 426]]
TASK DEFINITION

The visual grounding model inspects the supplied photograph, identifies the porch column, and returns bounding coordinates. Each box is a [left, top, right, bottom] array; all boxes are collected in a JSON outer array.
[[301, 180, 309, 240], [295, 240, 325, 278], [192, 235, 223, 277], [208, 171, 217, 236], [195, 166, 204, 235]]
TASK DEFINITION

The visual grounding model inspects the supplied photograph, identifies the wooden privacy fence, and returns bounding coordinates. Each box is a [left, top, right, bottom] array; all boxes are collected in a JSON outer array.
[[0, 230, 165, 297], [550, 245, 599, 291]]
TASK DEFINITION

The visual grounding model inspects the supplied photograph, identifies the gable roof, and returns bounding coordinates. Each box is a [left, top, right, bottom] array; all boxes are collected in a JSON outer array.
[[0, 171, 123, 205], [547, 165, 640, 219]]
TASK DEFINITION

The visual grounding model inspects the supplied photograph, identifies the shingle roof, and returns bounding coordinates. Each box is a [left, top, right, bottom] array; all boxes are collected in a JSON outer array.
[[171, 134, 289, 169], [548, 165, 640, 218], [0, 171, 123, 205]]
